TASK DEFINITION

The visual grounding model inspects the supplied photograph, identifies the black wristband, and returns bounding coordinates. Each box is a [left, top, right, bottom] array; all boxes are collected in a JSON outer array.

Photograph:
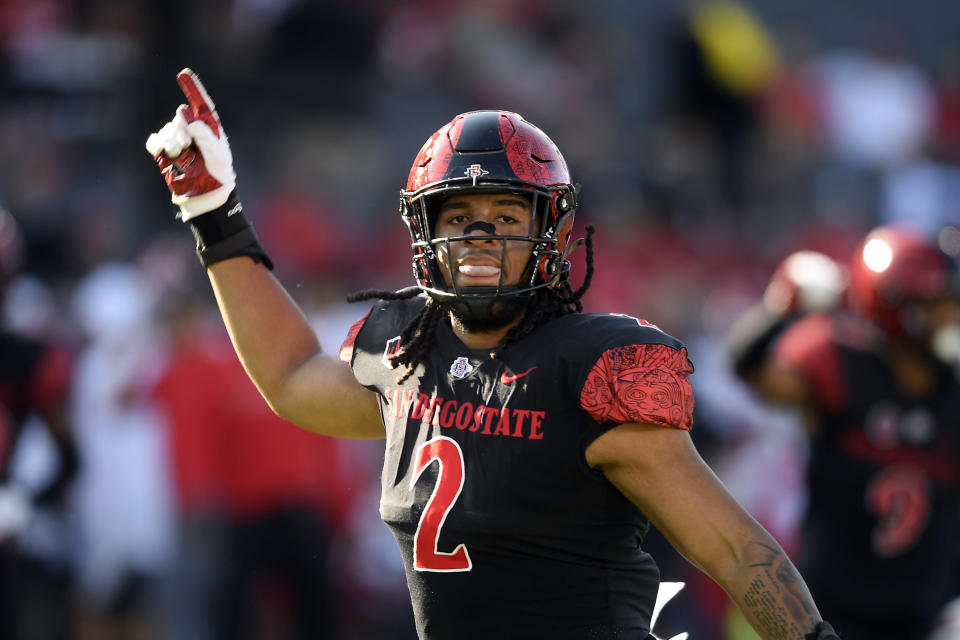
[[187, 190, 274, 270]]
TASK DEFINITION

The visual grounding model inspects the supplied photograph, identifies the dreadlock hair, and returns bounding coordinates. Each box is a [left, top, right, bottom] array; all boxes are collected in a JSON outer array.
[[347, 226, 596, 384], [345, 285, 443, 385]]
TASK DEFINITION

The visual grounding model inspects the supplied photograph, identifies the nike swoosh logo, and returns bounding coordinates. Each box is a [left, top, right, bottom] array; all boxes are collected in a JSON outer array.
[[500, 366, 537, 384]]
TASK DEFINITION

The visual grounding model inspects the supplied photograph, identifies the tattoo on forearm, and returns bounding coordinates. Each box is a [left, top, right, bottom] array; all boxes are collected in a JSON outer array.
[[741, 541, 816, 640]]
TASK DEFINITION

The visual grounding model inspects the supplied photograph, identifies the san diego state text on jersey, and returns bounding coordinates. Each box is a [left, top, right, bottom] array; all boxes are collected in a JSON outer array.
[[381, 387, 546, 440]]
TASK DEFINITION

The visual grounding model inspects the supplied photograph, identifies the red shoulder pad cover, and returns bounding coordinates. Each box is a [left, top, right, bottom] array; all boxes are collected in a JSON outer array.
[[339, 311, 371, 365], [771, 314, 844, 412], [580, 344, 694, 429]]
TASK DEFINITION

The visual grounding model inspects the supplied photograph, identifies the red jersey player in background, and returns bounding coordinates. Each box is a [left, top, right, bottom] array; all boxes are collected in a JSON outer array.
[[728, 226, 960, 640]]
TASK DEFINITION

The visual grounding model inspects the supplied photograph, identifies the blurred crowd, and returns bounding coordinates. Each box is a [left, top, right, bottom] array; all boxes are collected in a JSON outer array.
[[1, 0, 959, 638]]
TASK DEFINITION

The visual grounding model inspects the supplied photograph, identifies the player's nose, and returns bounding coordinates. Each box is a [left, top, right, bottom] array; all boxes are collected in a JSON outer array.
[[462, 220, 497, 243]]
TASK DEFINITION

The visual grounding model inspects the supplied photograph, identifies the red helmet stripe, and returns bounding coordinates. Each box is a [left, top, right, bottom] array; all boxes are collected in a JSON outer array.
[[502, 114, 568, 186]]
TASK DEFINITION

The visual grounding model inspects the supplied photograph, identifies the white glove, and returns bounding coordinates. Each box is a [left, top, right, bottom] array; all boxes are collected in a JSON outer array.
[[146, 68, 236, 221], [0, 484, 32, 541]]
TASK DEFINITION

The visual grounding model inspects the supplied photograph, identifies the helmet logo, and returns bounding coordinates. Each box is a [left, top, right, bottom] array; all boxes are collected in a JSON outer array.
[[449, 357, 474, 379], [464, 164, 489, 186]]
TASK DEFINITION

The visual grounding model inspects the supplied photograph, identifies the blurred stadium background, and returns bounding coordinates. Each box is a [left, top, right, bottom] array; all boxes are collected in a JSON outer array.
[[2, 0, 958, 638]]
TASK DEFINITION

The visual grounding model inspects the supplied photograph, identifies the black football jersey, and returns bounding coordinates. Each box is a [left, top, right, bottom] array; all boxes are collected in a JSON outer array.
[[0, 331, 72, 479], [774, 313, 960, 625], [341, 296, 695, 639]]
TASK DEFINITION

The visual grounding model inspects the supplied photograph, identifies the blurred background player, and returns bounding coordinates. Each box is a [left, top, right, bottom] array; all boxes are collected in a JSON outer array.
[[151, 281, 357, 640], [67, 259, 176, 640], [727, 225, 960, 640], [727, 249, 848, 390], [0, 207, 79, 639]]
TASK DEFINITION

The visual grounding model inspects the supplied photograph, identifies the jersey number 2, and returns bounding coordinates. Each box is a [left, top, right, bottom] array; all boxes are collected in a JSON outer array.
[[411, 436, 473, 572]]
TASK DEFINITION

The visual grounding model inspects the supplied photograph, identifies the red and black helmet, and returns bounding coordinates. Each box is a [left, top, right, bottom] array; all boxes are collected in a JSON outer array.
[[762, 250, 846, 316], [848, 225, 960, 338], [400, 110, 578, 301]]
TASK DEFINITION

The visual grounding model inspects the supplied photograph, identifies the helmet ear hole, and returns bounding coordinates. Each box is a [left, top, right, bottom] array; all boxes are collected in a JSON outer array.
[[555, 187, 577, 214], [536, 209, 575, 288]]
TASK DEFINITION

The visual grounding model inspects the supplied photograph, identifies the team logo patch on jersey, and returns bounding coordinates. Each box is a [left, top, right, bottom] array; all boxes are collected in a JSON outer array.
[[382, 336, 402, 369], [449, 357, 474, 379]]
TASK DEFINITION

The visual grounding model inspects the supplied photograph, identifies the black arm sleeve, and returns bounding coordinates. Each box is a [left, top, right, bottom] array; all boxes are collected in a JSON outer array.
[[725, 304, 795, 381]]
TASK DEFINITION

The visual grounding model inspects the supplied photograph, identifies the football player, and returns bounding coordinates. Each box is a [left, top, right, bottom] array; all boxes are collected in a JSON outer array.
[[146, 68, 840, 640], [0, 207, 79, 637], [729, 226, 960, 640], [727, 249, 847, 388]]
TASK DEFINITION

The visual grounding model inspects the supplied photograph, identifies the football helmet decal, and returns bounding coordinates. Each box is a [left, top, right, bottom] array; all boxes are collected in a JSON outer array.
[[400, 110, 579, 305]]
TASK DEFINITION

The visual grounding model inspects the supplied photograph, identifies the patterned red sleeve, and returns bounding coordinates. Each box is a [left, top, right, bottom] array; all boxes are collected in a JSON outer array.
[[339, 311, 371, 365], [580, 344, 695, 429]]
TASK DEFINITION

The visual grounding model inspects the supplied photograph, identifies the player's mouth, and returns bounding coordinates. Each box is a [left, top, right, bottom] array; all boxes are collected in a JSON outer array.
[[457, 256, 501, 279], [459, 264, 500, 277]]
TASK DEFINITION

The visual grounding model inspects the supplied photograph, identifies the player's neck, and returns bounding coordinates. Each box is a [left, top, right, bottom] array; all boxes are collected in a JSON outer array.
[[888, 341, 938, 398], [449, 313, 525, 351]]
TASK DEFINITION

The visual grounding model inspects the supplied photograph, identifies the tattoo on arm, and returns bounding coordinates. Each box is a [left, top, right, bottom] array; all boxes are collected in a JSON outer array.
[[741, 541, 817, 640]]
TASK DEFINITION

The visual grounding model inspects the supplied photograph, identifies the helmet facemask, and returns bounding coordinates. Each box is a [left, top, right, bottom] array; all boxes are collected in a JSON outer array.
[[402, 183, 576, 331]]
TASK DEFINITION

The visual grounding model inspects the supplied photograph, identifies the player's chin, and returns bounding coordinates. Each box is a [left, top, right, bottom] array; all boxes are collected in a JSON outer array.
[[448, 296, 529, 334]]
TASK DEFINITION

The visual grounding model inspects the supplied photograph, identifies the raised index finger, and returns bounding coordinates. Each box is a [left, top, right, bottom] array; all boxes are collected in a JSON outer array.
[[176, 68, 221, 135]]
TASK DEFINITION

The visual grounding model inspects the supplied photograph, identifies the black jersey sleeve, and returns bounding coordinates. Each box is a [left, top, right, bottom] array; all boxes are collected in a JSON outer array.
[[568, 314, 695, 430], [338, 309, 371, 368], [338, 296, 428, 390]]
